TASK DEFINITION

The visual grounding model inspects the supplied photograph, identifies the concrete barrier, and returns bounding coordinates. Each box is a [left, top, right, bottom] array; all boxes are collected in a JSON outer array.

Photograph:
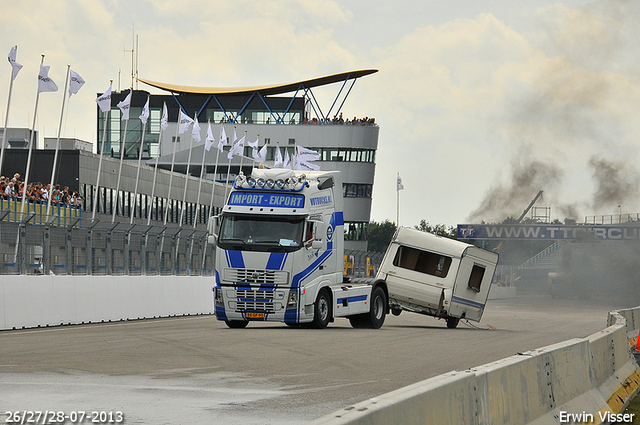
[[309, 307, 640, 425], [0, 275, 214, 330]]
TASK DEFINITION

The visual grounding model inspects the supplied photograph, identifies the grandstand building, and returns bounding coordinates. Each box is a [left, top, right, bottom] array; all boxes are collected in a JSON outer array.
[[0, 70, 379, 251], [96, 70, 380, 250]]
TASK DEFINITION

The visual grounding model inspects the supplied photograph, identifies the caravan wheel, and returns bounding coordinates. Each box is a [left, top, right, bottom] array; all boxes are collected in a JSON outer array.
[[446, 316, 460, 329]]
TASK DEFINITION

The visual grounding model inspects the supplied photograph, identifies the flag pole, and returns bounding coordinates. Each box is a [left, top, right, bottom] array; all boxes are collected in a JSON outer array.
[[208, 138, 222, 218], [396, 172, 400, 227], [130, 95, 149, 224], [112, 88, 132, 223], [92, 81, 112, 220], [194, 119, 210, 229], [252, 134, 258, 169], [223, 126, 236, 201], [179, 113, 196, 226], [163, 110, 182, 225], [46, 65, 70, 217], [1, 46, 20, 177], [148, 102, 167, 226], [20, 55, 46, 220], [238, 130, 246, 176]]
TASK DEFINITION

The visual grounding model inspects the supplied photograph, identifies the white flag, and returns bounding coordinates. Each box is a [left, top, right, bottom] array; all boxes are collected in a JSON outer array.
[[227, 134, 245, 159], [139, 97, 150, 124], [96, 82, 112, 113], [274, 146, 283, 168], [255, 144, 267, 163], [68, 69, 85, 97], [204, 121, 215, 151], [218, 125, 227, 151], [117, 90, 132, 120], [38, 64, 58, 93], [397, 173, 404, 191], [191, 115, 201, 142], [8, 46, 22, 81], [297, 159, 320, 171], [161, 102, 168, 131], [297, 145, 320, 162], [178, 109, 194, 134], [283, 150, 290, 168], [247, 135, 259, 149]]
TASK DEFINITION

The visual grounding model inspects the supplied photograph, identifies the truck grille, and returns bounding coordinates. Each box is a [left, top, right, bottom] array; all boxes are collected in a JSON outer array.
[[236, 289, 275, 301], [224, 268, 289, 285], [236, 301, 276, 313]]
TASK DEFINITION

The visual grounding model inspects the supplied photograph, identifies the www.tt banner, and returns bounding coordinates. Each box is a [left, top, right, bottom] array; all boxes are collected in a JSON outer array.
[[457, 224, 640, 241]]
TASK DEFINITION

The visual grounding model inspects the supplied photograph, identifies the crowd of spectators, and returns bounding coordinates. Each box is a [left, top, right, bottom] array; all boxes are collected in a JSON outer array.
[[0, 173, 83, 206], [303, 112, 376, 126]]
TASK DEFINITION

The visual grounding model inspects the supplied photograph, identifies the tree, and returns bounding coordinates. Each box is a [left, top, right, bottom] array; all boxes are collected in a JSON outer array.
[[414, 220, 457, 239], [367, 220, 397, 253]]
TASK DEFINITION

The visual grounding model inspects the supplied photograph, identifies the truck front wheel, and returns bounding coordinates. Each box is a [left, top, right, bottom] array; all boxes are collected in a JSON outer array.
[[225, 320, 249, 329], [311, 289, 331, 329]]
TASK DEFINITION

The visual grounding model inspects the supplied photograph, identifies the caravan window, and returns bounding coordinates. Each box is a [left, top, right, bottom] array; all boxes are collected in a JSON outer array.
[[468, 264, 486, 292], [392, 245, 452, 278]]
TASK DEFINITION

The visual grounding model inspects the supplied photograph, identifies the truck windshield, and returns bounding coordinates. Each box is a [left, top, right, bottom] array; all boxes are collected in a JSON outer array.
[[217, 214, 306, 252]]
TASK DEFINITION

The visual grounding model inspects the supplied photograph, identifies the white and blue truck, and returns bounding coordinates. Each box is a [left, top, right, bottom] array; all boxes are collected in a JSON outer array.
[[208, 168, 389, 329], [208, 168, 498, 329]]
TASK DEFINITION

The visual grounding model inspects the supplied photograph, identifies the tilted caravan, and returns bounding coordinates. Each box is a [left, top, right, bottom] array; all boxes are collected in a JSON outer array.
[[377, 227, 498, 328]]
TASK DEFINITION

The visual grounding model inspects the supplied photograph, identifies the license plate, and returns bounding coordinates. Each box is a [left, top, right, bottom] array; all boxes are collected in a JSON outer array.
[[246, 312, 265, 319]]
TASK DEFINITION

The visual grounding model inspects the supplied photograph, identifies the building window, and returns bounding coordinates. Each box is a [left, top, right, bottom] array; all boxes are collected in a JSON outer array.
[[172, 136, 181, 143], [344, 222, 368, 241], [343, 184, 372, 198]]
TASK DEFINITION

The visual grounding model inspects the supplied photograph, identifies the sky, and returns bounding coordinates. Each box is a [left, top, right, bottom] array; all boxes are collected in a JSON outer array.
[[1, 0, 640, 228]]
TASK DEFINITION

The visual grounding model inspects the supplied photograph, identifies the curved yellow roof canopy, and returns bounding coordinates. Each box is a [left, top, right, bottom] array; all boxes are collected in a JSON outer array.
[[137, 69, 378, 96]]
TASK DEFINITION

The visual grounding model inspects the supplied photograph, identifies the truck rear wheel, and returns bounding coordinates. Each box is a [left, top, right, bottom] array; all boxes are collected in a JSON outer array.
[[349, 286, 387, 329], [225, 320, 249, 329], [446, 316, 460, 329], [311, 289, 331, 329], [367, 287, 387, 329]]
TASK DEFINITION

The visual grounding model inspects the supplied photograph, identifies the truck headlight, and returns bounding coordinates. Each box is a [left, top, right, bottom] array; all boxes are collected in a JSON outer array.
[[287, 291, 298, 308], [215, 287, 224, 306]]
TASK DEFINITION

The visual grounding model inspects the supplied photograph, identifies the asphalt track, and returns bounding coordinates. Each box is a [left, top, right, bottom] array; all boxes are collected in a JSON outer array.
[[0, 294, 633, 425]]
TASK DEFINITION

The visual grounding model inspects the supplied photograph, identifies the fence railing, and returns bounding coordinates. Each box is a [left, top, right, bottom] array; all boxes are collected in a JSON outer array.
[[1, 198, 82, 227], [0, 218, 214, 276], [0, 218, 382, 278]]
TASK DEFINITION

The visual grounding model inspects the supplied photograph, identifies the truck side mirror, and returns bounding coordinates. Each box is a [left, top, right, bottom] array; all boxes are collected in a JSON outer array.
[[207, 215, 220, 244], [305, 216, 324, 249]]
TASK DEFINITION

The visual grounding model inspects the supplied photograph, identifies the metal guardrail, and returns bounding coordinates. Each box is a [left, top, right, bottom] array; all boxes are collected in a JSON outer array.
[[0, 217, 381, 278], [0, 217, 214, 276], [0, 198, 82, 227], [584, 213, 640, 225], [516, 240, 561, 270]]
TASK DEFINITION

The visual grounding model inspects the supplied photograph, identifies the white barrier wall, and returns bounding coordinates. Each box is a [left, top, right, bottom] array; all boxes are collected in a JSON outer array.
[[309, 307, 640, 425], [0, 275, 214, 330]]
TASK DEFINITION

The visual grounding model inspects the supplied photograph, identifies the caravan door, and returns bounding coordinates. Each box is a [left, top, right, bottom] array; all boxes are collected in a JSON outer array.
[[448, 247, 498, 322]]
